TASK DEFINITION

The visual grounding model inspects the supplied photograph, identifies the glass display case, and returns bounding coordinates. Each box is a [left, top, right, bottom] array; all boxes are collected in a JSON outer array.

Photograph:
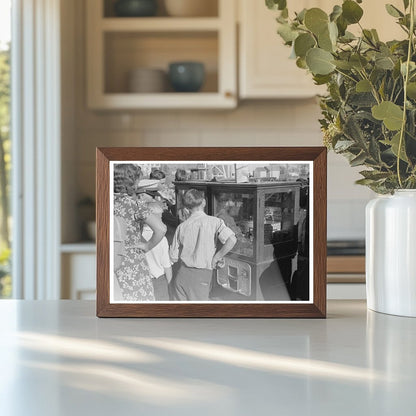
[[212, 191, 254, 258], [264, 190, 296, 245], [173, 181, 301, 300]]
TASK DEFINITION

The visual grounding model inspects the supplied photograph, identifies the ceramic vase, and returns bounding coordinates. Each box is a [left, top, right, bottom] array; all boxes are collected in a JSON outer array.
[[366, 190, 416, 317], [114, 0, 157, 17], [168, 62, 205, 92]]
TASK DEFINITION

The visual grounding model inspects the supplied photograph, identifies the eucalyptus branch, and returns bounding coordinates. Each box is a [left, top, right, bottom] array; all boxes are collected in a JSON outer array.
[[267, 0, 416, 193], [397, 0, 415, 188], [398, 23, 410, 35], [358, 69, 381, 104]]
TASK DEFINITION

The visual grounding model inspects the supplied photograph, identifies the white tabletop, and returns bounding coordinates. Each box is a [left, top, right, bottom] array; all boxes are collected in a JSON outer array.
[[0, 300, 415, 416]]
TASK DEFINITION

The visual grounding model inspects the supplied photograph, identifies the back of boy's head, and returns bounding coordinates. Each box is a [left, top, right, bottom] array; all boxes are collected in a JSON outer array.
[[150, 169, 165, 180], [183, 189, 205, 209], [175, 169, 188, 181]]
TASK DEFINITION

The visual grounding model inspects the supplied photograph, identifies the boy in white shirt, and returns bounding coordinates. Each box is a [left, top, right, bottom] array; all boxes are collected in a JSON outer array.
[[142, 202, 172, 301], [169, 189, 236, 301]]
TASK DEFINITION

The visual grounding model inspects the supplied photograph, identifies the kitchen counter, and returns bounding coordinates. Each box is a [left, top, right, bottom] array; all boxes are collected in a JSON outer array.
[[0, 300, 415, 415]]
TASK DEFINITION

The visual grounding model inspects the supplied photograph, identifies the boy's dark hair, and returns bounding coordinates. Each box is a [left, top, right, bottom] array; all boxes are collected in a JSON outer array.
[[175, 169, 188, 181], [183, 189, 205, 209], [150, 169, 165, 180]]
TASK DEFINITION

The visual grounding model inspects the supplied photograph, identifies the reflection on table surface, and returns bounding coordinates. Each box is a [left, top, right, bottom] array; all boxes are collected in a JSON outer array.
[[1, 300, 416, 416]]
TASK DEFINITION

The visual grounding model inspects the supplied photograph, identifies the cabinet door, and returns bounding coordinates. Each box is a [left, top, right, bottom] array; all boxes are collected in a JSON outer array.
[[239, 0, 326, 99], [62, 253, 96, 300], [357, 0, 404, 41], [239, 0, 404, 99]]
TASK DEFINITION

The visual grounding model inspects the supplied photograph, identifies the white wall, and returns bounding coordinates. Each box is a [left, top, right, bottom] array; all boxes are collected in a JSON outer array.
[[61, 0, 374, 243]]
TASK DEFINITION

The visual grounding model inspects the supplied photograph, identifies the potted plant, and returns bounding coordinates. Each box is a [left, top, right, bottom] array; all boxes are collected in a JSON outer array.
[[266, 0, 416, 316]]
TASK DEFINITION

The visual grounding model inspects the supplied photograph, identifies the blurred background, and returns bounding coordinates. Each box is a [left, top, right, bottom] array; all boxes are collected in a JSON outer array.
[[1, 0, 404, 300]]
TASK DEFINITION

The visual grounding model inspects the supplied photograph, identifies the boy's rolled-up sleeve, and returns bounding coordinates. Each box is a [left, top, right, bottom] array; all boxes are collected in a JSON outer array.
[[217, 218, 235, 244]]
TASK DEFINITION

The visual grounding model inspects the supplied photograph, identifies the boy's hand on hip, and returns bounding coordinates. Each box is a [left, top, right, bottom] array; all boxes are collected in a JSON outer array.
[[211, 255, 223, 269]]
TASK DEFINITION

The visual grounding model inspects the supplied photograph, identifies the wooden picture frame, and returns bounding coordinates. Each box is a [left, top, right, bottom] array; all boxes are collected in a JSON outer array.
[[96, 147, 327, 318]]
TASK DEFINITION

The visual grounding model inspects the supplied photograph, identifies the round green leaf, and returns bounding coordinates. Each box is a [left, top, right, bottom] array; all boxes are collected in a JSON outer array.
[[336, 15, 348, 36], [304, 8, 329, 35], [350, 54, 368, 70], [342, 0, 363, 24], [296, 8, 307, 23], [407, 82, 416, 99], [306, 48, 335, 75], [313, 74, 332, 85], [389, 132, 408, 162], [277, 23, 298, 43], [333, 60, 352, 70], [294, 33, 316, 58], [296, 57, 308, 69], [371, 101, 404, 131], [330, 5, 342, 22], [328, 21, 338, 43], [266, 0, 287, 11], [356, 79, 372, 92], [318, 28, 333, 52], [375, 56, 395, 70]]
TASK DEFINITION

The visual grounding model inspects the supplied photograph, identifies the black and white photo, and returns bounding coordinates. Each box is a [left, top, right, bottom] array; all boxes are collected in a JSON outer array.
[[110, 161, 312, 303]]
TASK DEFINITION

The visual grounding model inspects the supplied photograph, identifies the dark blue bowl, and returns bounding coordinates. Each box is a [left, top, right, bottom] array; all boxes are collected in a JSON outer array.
[[114, 0, 157, 17], [168, 62, 205, 93]]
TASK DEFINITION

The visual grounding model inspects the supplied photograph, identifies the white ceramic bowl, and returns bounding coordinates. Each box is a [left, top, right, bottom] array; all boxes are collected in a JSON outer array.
[[164, 0, 217, 17], [128, 68, 167, 93]]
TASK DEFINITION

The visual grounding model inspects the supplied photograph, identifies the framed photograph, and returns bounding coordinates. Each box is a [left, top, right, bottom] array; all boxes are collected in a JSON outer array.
[[96, 147, 327, 318]]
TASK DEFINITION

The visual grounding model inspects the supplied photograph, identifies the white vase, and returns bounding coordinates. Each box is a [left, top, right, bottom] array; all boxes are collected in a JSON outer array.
[[366, 190, 416, 317]]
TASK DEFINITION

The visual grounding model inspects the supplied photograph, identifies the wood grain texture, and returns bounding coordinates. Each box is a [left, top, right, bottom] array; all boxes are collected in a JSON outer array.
[[327, 256, 365, 274], [96, 148, 110, 317], [96, 147, 327, 318], [313, 148, 327, 318]]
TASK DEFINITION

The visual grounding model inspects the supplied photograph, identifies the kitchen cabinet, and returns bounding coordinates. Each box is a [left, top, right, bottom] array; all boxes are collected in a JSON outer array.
[[239, 0, 325, 99], [86, 0, 237, 109], [238, 0, 404, 99], [61, 244, 96, 300]]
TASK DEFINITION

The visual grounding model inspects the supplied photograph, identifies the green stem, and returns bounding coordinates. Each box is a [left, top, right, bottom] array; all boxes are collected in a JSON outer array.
[[334, 68, 358, 84], [390, 79, 398, 101], [397, 0, 415, 188], [358, 69, 381, 104]]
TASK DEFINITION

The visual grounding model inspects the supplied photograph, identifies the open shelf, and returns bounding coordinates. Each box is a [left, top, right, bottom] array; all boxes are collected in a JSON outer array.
[[91, 92, 234, 109], [101, 17, 221, 32], [104, 31, 218, 94], [87, 0, 236, 109], [103, 0, 219, 18]]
